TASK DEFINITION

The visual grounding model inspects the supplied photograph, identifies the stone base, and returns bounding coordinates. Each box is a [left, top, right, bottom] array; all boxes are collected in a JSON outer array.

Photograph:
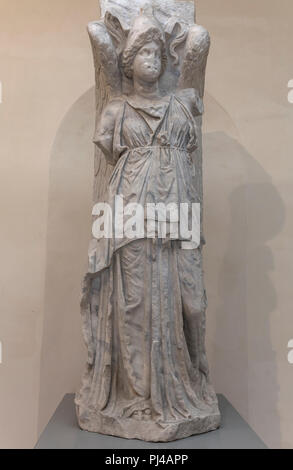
[[35, 394, 267, 449], [76, 405, 221, 442]]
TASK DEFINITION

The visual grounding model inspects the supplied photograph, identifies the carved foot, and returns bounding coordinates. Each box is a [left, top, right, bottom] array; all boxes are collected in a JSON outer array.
[[130, 408, 152, 421]]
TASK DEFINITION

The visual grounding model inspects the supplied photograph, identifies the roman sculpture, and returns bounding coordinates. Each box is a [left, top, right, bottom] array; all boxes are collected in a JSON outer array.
[[75, 0, 220, 442]]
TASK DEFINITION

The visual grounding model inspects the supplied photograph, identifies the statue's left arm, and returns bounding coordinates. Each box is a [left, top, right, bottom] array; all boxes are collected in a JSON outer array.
[[175, 23, 210, 248], [177, 24, 210, 116]]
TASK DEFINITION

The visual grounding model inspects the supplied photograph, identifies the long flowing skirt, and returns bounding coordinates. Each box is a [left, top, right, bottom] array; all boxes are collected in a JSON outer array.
[[75, 239, 220, 441]]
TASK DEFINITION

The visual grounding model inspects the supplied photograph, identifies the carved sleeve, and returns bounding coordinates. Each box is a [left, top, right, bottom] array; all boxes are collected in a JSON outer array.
[[178, 24, 210, 99], [87, 20, 122, 100]]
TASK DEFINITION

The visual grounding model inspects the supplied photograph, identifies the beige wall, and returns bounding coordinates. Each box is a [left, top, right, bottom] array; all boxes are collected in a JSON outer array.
[[198, 0, 293, 448], [0, 0, 292, 448], [0, 0, 97, 448]]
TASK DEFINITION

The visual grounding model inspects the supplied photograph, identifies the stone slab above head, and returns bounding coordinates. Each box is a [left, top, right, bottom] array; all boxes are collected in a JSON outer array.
[[100, 0, 196, 28]]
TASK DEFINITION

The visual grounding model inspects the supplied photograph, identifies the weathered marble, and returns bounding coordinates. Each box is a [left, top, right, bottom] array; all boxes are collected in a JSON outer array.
[[100, 0, 195, 28], [75, 0, 220, 442]]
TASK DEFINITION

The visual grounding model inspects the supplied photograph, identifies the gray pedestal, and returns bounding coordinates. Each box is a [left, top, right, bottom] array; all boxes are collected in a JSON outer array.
[[35, 394, 267, 449]]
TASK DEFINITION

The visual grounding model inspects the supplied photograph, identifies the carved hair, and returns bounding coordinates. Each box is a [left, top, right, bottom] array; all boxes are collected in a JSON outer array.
[[122, 28, 167, 79]]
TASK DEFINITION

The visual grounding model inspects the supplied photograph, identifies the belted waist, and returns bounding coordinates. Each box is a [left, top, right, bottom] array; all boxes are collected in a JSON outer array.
[[128, 146, 187, 152]]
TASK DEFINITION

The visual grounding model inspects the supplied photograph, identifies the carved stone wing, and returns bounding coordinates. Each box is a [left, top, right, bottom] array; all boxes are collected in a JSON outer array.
[[177, 24, 210, 98], [87, 19, 122, 203]]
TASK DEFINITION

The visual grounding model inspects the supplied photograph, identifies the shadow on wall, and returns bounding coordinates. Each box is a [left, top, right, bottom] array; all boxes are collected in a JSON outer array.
[[203, 95, 285, 448], [37, 87, 95, 437]]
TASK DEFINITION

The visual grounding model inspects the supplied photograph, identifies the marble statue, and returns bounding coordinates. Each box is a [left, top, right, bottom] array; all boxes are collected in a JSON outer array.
[[75, 0, 221, 442]]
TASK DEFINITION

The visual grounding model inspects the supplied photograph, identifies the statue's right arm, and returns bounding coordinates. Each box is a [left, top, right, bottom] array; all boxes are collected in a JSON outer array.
[[93, 100, 122, 166]]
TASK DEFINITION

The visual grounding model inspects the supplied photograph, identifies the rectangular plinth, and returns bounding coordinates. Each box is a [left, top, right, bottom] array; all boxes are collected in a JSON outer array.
[[35, 394, 267, 449]]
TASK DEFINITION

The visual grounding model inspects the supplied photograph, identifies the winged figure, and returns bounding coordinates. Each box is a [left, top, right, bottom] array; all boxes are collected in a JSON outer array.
[[75, 8, 220, 442]]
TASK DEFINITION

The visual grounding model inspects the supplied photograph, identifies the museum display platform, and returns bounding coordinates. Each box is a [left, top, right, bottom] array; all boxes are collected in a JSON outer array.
[[35, 394, 267, 449]]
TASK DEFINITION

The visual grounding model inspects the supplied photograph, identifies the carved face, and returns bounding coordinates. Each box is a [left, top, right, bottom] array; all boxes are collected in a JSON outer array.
[[132, 41, 162, 83]]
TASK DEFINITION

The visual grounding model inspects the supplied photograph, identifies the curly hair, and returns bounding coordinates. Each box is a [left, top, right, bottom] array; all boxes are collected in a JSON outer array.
[[122, 28, 167, 79]]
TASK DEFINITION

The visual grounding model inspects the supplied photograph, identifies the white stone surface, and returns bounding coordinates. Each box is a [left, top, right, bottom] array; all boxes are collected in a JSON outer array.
[[100, 0, 195, 27], [76, 0, 220, 442]]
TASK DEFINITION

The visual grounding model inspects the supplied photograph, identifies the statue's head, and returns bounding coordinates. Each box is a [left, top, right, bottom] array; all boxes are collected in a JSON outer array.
[[122, 14, 167, 83]]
